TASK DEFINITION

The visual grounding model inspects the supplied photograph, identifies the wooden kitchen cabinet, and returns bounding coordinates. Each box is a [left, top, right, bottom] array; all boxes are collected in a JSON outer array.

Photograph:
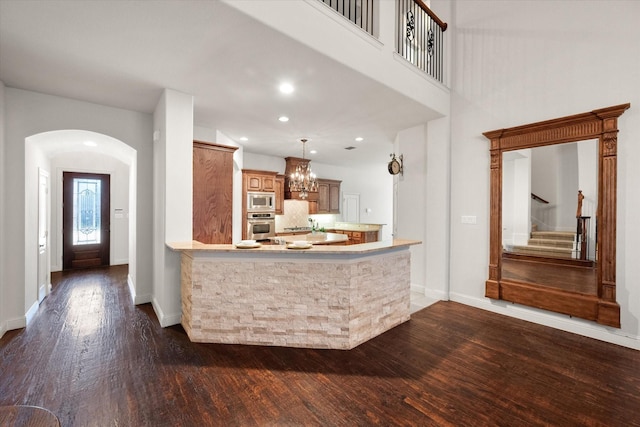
[[243, 170, 276, 192], [316, 179, 341, 214], [308, 200, 318, 215], [334, 229, 379, 245], [317, 181, 330, 212], [193, 141, 238, 244], [275, 174, 285, 214], [363, 230, 379, 243], [329, 182, 340, 213]]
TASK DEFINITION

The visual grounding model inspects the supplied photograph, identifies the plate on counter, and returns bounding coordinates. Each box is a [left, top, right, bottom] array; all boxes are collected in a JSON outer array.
[[235, 242, 262, 249], [287, 243, 313, 250]]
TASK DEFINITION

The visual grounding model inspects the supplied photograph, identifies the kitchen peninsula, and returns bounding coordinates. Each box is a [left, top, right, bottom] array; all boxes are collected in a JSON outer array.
[[169, 239, 420, 349]]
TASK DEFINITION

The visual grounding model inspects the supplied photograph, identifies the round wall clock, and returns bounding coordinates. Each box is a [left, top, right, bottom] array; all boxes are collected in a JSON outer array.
[[388, 154, 403, 175]]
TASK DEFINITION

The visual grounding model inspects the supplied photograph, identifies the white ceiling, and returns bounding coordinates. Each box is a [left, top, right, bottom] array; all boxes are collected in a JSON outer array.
[[0, 0, 436, 166]]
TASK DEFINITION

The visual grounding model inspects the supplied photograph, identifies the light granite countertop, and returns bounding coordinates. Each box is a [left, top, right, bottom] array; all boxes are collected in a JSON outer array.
[[279, 232, 347, 245], [332, 222, 385, 232], [167, 238, 419, 255]]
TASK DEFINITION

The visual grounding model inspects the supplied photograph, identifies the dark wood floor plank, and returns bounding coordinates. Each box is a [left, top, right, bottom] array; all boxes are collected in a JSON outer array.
[[1, 265, 639, 426]]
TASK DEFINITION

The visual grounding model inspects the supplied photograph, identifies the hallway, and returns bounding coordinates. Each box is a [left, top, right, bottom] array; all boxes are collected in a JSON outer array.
[[1, 266, 639, 426]]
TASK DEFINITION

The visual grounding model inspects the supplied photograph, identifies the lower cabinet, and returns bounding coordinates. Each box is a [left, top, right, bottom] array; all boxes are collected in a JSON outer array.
[[333, 229, 379, 245]]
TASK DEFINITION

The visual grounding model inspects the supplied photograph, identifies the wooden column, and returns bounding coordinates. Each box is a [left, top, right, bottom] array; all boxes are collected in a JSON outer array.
[[484, 131, 504, 300]]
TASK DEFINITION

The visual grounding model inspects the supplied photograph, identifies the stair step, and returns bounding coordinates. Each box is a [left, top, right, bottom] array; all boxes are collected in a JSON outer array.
[[510, 244, 574, 259], [527, 238, 574, 249], [530, 231, 575, 241]]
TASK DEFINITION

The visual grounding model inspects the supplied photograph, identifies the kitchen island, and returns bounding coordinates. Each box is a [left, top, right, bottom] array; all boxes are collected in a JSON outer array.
[[168, 239, 420, 350]]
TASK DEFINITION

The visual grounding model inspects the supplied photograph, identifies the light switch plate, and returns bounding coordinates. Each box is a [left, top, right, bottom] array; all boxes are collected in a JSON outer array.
[[461, 215, 477, 224]]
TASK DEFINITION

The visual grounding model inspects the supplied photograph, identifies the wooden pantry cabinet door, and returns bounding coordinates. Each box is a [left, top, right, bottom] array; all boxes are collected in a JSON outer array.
[[193, 142, 237, 244]]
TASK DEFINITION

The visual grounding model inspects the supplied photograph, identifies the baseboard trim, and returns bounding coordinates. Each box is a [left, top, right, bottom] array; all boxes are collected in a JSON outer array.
[[0, 322, 6, 339], [410, 284, 425, 294], [6, 315, 26, 331], [450, 292, 640, 351], [25, 300, 39, 326], [410, 284, 447, 302], [425, 288, 447, 301], [151, 297, 181, 328], [127, 274, 152, 305]]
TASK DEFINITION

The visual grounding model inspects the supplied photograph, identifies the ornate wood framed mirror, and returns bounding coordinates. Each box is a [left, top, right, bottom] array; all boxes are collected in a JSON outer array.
[[483, 103, 630, 327]]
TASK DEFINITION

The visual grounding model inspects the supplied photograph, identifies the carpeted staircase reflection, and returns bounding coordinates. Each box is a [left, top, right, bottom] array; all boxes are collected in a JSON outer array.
[[510, 229, 575, 258]]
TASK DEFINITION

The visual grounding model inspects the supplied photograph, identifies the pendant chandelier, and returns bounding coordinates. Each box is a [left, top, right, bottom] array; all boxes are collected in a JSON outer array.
[[289, 138, 317, 199]]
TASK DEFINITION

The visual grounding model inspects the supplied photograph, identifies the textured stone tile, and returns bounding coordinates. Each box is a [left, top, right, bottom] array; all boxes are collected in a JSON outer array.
[[181, 251, 411, 349]]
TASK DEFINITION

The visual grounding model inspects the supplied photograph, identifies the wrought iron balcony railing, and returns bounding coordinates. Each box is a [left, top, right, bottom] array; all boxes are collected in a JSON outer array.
[[319, 0, 375, 35], [318, 0, 447, 84], [397, 0, 447, 83]]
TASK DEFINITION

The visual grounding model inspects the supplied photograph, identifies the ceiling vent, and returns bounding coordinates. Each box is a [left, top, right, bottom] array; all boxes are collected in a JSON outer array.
[[344, 146, 356, 150]]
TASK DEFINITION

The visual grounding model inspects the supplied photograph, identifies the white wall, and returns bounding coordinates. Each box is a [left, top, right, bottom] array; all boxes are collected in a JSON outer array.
[[531, 144, 579, 232], [0, 80, 6, 337], [449, 0, 640, 348], [2, 88, 153, 334], [394, 119, 452, 300], [242, 152, 284, 174], [396, 125, 427, 294], [152, 89, 193, 327], [49, 152, 130, 270]]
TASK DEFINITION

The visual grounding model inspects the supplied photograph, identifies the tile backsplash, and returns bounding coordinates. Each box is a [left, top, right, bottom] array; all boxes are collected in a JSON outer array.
[[275, 200, 339, 232], [275, 200, 309, 231]]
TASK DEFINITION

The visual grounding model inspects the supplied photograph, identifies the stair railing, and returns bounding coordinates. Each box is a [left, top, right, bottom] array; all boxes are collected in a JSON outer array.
[[319, 0, 375, 35], [397, 0, 447, 83]]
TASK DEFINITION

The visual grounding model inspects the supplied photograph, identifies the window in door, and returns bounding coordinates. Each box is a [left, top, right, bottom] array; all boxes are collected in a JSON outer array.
[[73, 177, 102, 245]]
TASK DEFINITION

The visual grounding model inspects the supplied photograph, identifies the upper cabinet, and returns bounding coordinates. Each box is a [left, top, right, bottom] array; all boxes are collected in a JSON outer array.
[[243, 169, 276, 192], [316, 179, 341, 214], [275, 174, 285, 215], [193, 141, 238, 244]]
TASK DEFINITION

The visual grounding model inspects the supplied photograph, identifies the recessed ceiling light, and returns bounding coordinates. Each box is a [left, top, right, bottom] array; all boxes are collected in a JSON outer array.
[[83, 140, 97, 147], [355, 137, 364, 142], [239, 137, 248, 142], [279, 82, 294, 94], [310, 150, 317, 154], [278, 116, 289, 122]]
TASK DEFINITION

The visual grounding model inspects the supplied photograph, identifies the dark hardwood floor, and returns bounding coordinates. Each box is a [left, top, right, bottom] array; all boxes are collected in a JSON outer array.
[[1, 265, 639, 426]]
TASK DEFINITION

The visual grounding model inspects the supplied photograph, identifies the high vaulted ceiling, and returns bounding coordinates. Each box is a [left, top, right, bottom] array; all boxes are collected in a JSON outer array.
[[0, 0, 437, 166]]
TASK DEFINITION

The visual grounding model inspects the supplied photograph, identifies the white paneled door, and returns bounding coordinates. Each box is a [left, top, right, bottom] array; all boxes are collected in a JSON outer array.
[[38, 168, 50, 303], [343, 193, 360, 223]]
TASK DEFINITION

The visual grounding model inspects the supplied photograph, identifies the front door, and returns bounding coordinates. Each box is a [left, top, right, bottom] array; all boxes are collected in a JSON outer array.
[[63, 172, 110, 270]]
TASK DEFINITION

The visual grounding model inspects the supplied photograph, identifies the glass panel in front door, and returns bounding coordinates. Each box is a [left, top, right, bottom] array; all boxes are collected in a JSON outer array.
[[73, 178, 101, 245]]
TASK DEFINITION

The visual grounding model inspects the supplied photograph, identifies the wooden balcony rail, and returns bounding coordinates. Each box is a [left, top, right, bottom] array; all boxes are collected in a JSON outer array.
[[531, 193, 550, 204], [320, 0, 375, 35], [397, 0, 447, 83]]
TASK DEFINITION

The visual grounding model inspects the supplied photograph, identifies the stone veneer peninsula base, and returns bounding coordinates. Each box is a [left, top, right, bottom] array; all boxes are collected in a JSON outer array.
[[170, 239, 420, 349]]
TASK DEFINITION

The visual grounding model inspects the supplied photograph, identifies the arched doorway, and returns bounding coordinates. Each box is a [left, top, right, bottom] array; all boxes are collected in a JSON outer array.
[[24, 130, 137, 305]]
